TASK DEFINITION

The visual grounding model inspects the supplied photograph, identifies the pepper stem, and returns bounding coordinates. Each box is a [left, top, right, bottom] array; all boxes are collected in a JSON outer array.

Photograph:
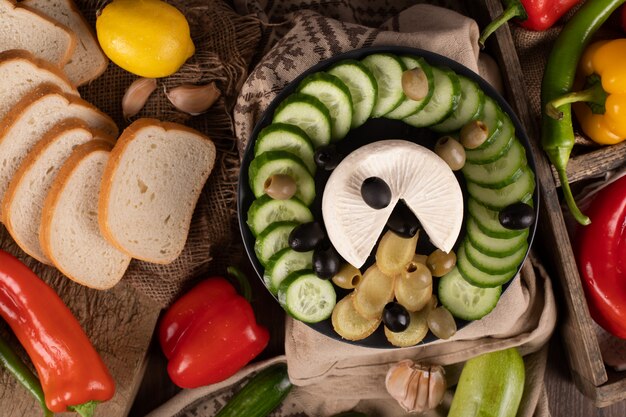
[[478, 1, 527, 48], [546, 81, 608, 120], [227, 266, 252, 302], [557, 167, 591, 226], [68, 401, 99, 417]]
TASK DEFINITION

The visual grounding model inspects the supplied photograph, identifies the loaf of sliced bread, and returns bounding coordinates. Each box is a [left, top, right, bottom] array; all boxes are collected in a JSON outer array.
[[23, 0, 108, 86], [99, 119, 216, 264], [41, 140, 131, 289], [0, 84, 118, 217], [2, 119, 114, 264], [0, 49, 78, 122], [0, 0, 76, 66]]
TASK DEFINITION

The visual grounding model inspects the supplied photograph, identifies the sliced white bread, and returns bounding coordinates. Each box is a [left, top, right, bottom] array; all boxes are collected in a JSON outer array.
[[2, 119, 114, 264], [0, 0, 76, 66], [0, 83, 118, 217], [23, 0, 108, 86], [0, 49, 78, 123], [40, 140, 131, 289], [99, 119, 216, 264]]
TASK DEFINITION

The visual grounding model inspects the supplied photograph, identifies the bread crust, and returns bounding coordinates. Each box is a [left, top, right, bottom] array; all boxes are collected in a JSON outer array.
[[98, 118, 216, 263], [0, 49, 78, 92], [2, 0, 78, 67], [40, 139, 127, 289]]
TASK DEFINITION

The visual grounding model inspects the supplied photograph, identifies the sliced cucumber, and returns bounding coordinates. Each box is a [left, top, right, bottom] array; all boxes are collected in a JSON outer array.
[[278, 270, 336, 323], [273, 93, 332, 147], [462, 139, 527, 188], [264, 248, 313, 294], [247, 195, 313, 236], [467, 166, 535, 211], [254, 221, 299, 266], [248, 150, 315, 205], [465, 238, 528, 275], [361, 53, 406, 117], [403, 67, 461, 127], [432, 76, 484, 133], [385, 56, 434, 120], [439, 267, 502, 321], [467, 197, 527, 239], [465, 115, 514, 164], [457, 242, 518, 288], [470, 98, 504, 150], [328, 60, 377, 128], [466, 216, 529, 257], [254, 123, 316, 174], [298, 72, 353, 141]]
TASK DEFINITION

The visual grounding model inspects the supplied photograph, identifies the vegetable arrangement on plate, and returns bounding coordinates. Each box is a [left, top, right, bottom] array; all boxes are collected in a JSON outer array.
[[242, 48, 537, 347]]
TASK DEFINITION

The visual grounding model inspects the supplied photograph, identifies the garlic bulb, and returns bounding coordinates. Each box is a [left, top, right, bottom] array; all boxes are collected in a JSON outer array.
[[122, 77, 157, 119], [165, 82, 221, 115], [385, 359, 446, 413]]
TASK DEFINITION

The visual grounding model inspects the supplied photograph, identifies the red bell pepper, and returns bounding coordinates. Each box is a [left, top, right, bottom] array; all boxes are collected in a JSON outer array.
[[575, 175, 626, 339], [479, 0, 582, 47], [0, 250, 115, 416], [159, 267, 270, 388]]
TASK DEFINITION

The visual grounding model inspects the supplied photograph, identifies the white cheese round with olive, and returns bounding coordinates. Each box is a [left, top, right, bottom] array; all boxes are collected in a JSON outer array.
[[322, 140, 463, 268]]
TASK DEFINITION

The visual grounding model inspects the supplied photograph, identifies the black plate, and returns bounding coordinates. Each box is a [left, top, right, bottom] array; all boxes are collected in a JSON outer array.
[[237, 46, 540, 349]]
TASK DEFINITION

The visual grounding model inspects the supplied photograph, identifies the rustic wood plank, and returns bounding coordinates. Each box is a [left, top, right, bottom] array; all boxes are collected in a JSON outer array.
[[551, 141, 626, 187]]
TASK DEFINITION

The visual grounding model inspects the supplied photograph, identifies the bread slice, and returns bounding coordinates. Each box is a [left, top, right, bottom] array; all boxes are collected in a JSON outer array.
[[0, 84, 118, 217], [99, 119, 216, 264], [2, 119, 114, 264], [0, 49, 78, 122], [40, 140, 131, 289], [0, 0, 76, 66], [23, 0, 108, 86]]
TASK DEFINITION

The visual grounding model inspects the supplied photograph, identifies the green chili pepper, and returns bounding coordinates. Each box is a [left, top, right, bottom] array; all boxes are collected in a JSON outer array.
[[541, 0, 626, 225], [0, 336, 52, 417]]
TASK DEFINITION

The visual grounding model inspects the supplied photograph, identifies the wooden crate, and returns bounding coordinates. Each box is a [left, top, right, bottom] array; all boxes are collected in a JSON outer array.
[[475, 0, 626, 407]]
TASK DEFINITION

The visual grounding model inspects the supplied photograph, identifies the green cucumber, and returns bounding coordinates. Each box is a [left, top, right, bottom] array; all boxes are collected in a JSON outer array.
[[457, 242, 517, 288], [465, 115, 514, 164], [264, 248, 313, 294], [361, 53, 406, 117], [467, 216, 528, 257], [254, 123, 316, 174], [278, 270, 336, 323], [328, 60, 377, 128], [432, 76, 484, 133], [467, 166, 535, 211], [385, 56, 434, 120], [467, 197, 528, 239], [254, 221, 299, 267], [403, 67, 461, 127], [438, 267, 502, 321], [247, 195, 313, 236], [214, 363, 293, 417], [248, 150, 315, 205], [448, 348, 525, 417], [273, 93, 332, 147], [464, 237, 528, 275], [298, 72, 353, 141], [462, 139, 527, 188]]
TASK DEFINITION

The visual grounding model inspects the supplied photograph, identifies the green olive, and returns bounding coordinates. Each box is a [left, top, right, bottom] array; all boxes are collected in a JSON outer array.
[[426, 249, 456, 277], [401, 68, 429, 101], [434, 136, 466, 171], [264, 174, 297, 200], [427, 306, 457, 339], [332, 263, 363, 289], [460, 120, 489, 149]]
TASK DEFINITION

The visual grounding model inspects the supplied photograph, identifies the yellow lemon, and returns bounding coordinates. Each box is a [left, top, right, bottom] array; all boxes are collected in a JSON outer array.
[[96, 0, 195, 78]]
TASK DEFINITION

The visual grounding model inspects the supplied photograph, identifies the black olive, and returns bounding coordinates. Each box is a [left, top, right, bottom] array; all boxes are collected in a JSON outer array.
[[312, 243, 342, 279], [314, 145, 342, 170], [289, 222, 325, 252], [361, 177, 392, 209], [386, 200, 420, 238], [499, 202, 535, 230], [382, 302, 410, 333]]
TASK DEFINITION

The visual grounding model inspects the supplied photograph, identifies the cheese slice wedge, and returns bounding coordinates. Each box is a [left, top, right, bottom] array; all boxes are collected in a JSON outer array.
[[322, 140, 463, 268]]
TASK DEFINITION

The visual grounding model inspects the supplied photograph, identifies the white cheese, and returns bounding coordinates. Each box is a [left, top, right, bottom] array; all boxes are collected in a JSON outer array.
[[322, 140, 463, 268]]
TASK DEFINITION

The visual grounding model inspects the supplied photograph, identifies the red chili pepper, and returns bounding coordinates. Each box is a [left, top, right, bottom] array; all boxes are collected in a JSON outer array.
[[621, 5, 626, 32], [0, 250, 115, 415], [159, 267, 269, 388], [479, 0, 582, 47], [575, 175, 626, 339]]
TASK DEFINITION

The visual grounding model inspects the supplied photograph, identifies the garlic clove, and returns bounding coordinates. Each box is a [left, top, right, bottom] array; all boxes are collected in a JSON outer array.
[[165, 82, 221, 115], [122, 77, 157, 119], [428, 365, 447, 409], [415, 368, 430, 412]]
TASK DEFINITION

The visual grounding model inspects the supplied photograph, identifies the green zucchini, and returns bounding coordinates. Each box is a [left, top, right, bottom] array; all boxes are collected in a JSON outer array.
[[215, 363, 293, 417]]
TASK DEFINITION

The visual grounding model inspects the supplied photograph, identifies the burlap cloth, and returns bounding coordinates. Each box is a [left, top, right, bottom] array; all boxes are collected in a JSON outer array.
[[148, 2, 557, 416]]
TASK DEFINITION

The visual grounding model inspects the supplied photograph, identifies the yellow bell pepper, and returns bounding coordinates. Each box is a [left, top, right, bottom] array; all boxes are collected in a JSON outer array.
[[549, 39, 626, 145]]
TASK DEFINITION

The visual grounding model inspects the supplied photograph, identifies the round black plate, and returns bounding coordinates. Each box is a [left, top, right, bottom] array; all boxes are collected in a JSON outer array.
[[237, 46, 540, 349]]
